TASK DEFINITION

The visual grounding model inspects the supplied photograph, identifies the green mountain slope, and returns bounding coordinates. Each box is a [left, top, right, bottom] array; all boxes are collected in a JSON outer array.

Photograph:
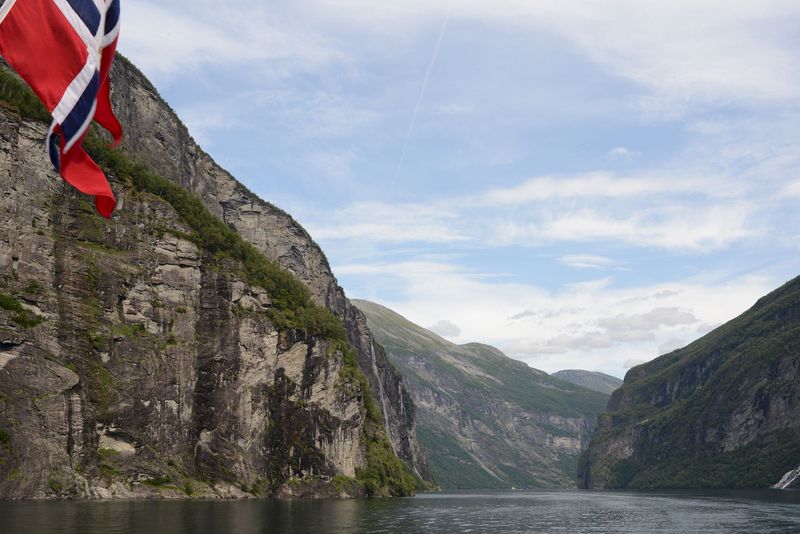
[[579, 275, 800, 489], [552, 370, 623, 395], [354, 300, 609, 489]]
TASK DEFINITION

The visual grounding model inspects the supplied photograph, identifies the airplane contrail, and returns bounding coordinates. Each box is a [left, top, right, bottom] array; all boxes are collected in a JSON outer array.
[[390, 15, 449, 192]]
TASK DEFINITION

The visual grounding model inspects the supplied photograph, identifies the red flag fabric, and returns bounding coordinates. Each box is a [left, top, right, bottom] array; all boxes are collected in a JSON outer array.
[[0, 0, 122, 218]]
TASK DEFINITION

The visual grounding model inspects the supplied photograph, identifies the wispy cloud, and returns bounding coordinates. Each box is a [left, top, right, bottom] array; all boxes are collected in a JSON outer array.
[[559, 254, 618, 270], [780, 179, 800, 198], [483, 172, 743, 205], [307, 202, 467, 243], [606, 146, 640, 162], [308, 183, 761, 251], [494, 203, 758, 251], [121, 1, 343, 80], [299, 0, 800, 111], [337, 258, 776, 377], [427, 319, 461, 338]]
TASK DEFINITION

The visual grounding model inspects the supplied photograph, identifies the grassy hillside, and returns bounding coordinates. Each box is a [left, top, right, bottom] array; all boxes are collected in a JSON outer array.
[[552, 370, 623, 395], [355, 299, 609, 489]]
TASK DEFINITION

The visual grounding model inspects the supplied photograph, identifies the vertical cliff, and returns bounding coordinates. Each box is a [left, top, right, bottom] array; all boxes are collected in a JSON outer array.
[[106, 58, 429, 481], [579, 275, 800, 489], [0, 63, 419, 498]]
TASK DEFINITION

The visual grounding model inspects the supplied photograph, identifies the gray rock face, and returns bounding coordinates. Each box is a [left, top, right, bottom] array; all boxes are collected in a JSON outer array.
[[0, 101, 371, 497], [354, 299, 609, 489], [106, 58, 429, 481]]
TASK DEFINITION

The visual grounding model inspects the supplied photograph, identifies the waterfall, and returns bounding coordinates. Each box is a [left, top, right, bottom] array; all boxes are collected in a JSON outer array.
[[772, 465, 800, 489], [369, 340, 394, 452]]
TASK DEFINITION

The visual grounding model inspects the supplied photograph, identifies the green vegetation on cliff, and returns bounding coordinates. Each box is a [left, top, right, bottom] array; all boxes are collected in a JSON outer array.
[[86, 134, 346, 342], [357, 427, 418, 496], [581, 275, 800, 489], [0, 67, 49, 122], [0, 293, 43, 328]]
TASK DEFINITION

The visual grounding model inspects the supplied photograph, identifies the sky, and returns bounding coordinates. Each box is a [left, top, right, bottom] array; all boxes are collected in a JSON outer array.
[[121, 0, 800, 378]]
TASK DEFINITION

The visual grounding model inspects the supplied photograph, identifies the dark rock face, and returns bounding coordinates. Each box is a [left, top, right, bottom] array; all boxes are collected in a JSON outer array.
[[579, 276, 800, 489], [105, 58, 429, 481], [0, 94, 367, 498]]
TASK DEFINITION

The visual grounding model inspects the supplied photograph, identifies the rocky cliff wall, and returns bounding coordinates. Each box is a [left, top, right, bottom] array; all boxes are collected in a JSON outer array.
[[0, 62, 418, 498], [107, 58, 429, 481], [579, 276, 800, 489], [0, 112, 371, 498]]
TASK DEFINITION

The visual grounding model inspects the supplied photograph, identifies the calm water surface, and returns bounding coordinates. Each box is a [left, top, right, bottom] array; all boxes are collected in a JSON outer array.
[[1, 490, 799, 533]]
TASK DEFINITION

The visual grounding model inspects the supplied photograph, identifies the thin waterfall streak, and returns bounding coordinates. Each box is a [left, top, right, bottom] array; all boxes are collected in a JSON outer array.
[[370, 340, 393, 452], [389, 15, 449, 193]]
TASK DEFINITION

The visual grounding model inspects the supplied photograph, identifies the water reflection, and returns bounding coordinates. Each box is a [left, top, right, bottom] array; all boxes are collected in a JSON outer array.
[[1, 490, 799, 534]]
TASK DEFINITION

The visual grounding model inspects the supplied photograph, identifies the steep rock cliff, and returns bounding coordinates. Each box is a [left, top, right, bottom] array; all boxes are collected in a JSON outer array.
[[106, 58, 428, 481], [355, 300, 609, 489], [579, 275, 800, 489], [0, 65, 416, 498]]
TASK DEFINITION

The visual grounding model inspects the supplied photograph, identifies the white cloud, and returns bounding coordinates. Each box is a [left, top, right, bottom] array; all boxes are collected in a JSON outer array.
[[490, 203, 758, 251], [299, 0, 800, 112], [120, 1, 342, 80], [483, 172, 742, 205], [175, 106, 242, 147], [305, 150, 358, 183], [624, 359, 648, 369], [340, 258, 776, 377], [597, 307, 699, 344], [658, 337, 688, 354], [780, 179, 800, 198], [606, 147, 640, 162], [307, 202, 467, 243], [428, 320, 461, 338], [509, 308, 584, 321], [486, 173, 650, 205], [597, 307, 698, 331], [308, 169, 763, 252], [248, 90, 379, 139], [559, 254, 616, 270]]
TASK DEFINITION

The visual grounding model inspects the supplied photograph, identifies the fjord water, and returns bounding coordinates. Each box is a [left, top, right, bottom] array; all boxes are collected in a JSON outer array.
[[1, 490, 799, 533]]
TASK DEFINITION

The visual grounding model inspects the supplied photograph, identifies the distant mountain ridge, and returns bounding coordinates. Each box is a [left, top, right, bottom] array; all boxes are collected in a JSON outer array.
[[552, 370, 623, 395], [580, 275, 800, 489], [354, 299, 609, 489]]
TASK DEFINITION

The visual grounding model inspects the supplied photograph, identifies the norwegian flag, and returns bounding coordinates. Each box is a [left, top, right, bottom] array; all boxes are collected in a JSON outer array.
[[0, 0, 122, 218]]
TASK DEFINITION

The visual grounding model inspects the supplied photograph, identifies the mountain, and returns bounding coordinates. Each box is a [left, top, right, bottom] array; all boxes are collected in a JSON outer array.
[[579, 275, 800, 489], [0, 59, 426, 498], [108, 57, 430, 484], [353, 299, 609, 489], [552, 370, 623, 395]]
